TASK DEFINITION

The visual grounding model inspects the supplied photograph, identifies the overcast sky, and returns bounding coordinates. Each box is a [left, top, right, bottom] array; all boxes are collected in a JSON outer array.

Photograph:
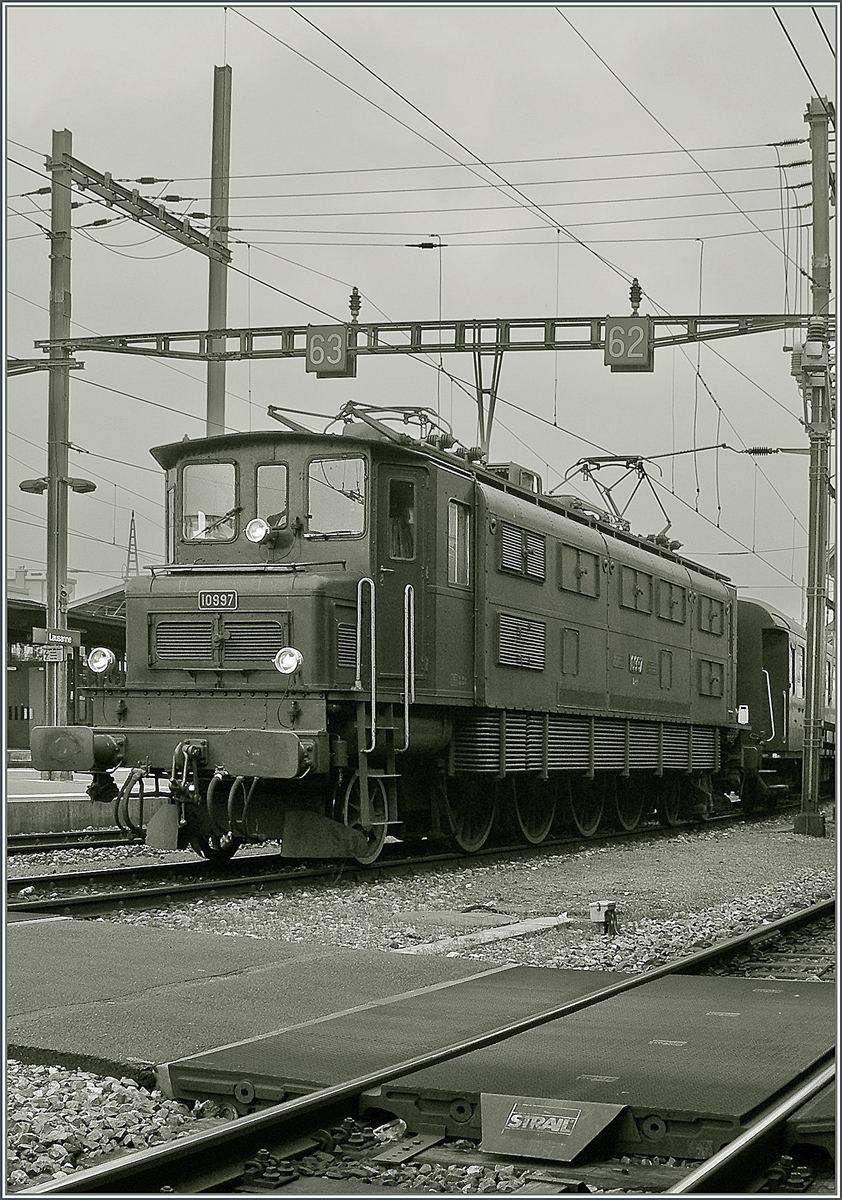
[[5, 3, 837, 619]]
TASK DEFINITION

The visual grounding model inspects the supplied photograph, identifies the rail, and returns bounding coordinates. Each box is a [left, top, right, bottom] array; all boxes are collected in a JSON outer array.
[[762, 668, 776, 742], [353, 577, 377, 753], [398, 584, 416, 753], [666, 1058, 835, 1193]]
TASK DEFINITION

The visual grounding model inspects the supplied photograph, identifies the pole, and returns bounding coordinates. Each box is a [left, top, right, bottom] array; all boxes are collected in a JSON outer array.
[[45, 129, 73, 763], [795, 96, 833, 836], [206, 65, 232, 436]]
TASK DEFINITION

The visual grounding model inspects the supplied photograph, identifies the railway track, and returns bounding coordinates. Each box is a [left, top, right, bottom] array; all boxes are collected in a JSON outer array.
[[19, 898, 834, 1196], [7, 830, 140, 855], [6, 805, 789, 917]]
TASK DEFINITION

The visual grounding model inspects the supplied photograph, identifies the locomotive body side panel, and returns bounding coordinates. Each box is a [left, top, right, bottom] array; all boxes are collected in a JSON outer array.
[[426, 466, 477, 701], [605, 544, 693, 720]]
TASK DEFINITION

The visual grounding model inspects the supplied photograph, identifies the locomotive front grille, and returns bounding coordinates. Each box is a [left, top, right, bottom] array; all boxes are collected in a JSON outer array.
[[150, 613, 291, 667], [223, 620, 287, 663], [154, 620, 214, 660]]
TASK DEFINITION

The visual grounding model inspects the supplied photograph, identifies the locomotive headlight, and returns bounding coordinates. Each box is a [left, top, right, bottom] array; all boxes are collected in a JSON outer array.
[[87, 646, 116, 675], [273, 646, 304, 675], [245, 517, 271, 544]]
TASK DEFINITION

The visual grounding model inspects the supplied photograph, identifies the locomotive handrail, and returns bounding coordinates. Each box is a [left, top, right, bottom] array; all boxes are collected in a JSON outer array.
[[762, 668, 776, 743], [354, 577, 377, 753], [398, 584, 416, 753]]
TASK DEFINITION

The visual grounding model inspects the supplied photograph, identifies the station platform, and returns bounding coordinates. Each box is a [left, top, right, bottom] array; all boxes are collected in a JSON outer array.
[[8, 917, 833, 1165], [5, 767, 164, 834]]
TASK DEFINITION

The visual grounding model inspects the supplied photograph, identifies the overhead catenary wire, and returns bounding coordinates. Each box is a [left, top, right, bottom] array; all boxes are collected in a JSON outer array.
[[555, 8, 821, 284], [231, 6, 636, 287], [772, 8, 835, 123]]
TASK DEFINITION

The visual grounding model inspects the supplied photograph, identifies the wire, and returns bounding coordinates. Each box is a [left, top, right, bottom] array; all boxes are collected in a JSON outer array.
[[143, 167, 792, 205], [219, 189, 788, 220], [228, 204, 789, 232], [772, 8, 835, 121], [555, 9, 820, 280], [146, 142, 789, 184], [232, 7, 634, 286], [8, 513, 159, 557], [812, 7, 835, 56], [235, 224, 800, 247]]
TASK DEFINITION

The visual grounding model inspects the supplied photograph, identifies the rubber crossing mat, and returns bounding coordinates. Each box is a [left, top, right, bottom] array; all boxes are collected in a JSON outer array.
[[162, 965, 627, 1107], [368, 974, 834, 1160], [162, 969, 834, 1162]]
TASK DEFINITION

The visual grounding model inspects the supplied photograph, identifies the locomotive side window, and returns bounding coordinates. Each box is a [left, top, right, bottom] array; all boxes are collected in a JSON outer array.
[[657, 580, 686, 623], [796, 646, 805, 698], [256, 464, 288, 527], [500, 523, 545, 581], [558, 544, 600, 597], [619, 566, 652, 613], [307, 456, 366, 536], [447, 500, 471, 586], [388, 480, 415, 559], [182, 462, 237, 542]]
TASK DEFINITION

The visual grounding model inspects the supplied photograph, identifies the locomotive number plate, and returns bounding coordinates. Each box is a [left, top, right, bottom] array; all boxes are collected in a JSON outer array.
[[198, 590, 238, 610]]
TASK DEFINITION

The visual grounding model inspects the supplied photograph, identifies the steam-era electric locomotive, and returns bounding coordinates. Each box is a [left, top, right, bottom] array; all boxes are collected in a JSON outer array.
[[32, 404, 835, 863]]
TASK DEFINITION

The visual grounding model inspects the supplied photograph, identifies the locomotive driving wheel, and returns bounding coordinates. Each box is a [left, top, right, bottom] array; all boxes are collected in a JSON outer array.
[[343, 773, 389, 865], [513, 777, 557, 845], [445, 775, 498, 853], [656, 775, 682, 826], [568, 775, 606, 838], [613, 776, 646, 831]]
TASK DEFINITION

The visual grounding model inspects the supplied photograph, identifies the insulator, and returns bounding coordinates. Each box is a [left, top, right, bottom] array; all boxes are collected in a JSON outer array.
[[135, 177, 163, 184], [438, 433, 455, 449], [744, 447, 777, 455], [629, 277, 642, 310]]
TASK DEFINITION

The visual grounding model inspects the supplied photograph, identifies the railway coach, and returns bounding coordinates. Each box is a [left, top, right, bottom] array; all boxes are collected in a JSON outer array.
[[30, 405, 833, 862]]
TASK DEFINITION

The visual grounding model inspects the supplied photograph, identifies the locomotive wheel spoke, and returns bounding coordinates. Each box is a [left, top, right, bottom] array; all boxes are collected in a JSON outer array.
[[568, 776, 605, 838], [446, 776, 498, 853], [514, 777, 557, 845], [614, 776, 646, 831], [656, 776, 682, 826], [343, 773, 388, 865]]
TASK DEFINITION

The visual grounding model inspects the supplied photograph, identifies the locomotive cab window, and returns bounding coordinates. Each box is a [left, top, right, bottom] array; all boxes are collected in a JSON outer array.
[[388, 479, 415, 559], [256, 463, 288, 528], [182, 462, 237, 542], [306, 456, 366, 537]]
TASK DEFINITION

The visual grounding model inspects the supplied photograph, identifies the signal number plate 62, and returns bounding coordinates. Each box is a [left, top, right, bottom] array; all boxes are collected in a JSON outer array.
[[198, 590, 238, 610]]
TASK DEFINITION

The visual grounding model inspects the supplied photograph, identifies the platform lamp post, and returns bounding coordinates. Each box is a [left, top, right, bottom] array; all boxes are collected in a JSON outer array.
[[19, 473, 96, 778]]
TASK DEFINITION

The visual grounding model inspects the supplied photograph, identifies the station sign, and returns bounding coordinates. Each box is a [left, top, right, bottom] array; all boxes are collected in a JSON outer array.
[[305, 325, 357, 378], [604, 316, 654, 372], [32, 627, 81, 647]]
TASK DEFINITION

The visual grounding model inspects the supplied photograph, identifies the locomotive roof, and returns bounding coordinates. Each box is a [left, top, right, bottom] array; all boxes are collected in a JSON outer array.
[[150, 426, 732, 585]]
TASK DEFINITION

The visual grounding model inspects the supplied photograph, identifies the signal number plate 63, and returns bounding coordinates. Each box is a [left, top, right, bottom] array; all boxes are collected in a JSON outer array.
[[198, 590, 238, 610]]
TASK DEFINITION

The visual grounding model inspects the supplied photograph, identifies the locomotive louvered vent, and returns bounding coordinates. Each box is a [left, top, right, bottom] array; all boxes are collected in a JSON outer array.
[[454, 712, 719, 773], [223, 620, 285, 662], [501, 523, 523, 572], [336, 622, 357, 669], [155, 620, 214, 660], [524, 532, 546, 580], [498, 613, 546, 670]]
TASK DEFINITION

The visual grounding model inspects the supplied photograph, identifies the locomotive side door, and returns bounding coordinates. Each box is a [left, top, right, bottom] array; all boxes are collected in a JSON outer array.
[[375, 465, 428, 692]]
